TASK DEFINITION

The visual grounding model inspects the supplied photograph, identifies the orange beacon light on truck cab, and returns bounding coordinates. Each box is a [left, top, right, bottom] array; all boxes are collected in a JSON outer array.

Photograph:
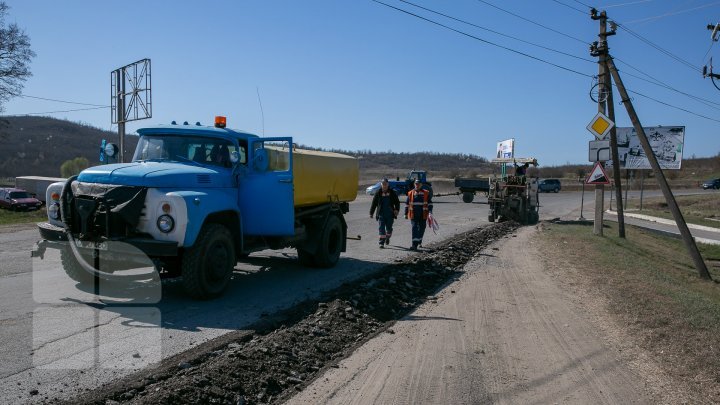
[[214, 116, 227, 128]]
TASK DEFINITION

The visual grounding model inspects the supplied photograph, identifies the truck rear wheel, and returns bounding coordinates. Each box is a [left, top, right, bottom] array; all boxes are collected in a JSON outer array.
[[313, 215, 342, 268], [181, 224, 236, 300], [462, 192, 474, 203], [60, 248, 94, 284], [296, 248, 315, 266]]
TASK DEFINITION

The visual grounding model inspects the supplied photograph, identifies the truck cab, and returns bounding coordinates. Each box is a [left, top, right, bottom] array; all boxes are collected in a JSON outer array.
[[36, 117, 358, 299]]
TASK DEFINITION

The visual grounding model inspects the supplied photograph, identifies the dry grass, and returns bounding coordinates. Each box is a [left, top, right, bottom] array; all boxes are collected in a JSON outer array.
[[625, 193, 720, 228], [0, 206, 46, 225], [540, 221, 720, 403]]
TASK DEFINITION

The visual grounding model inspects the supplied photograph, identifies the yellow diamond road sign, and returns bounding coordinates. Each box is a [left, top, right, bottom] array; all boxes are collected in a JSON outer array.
[[586, 112, 614, 140]]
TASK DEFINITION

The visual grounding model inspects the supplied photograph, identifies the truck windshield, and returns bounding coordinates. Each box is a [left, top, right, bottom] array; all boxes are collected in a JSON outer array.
[[132, 135, 247, 168]]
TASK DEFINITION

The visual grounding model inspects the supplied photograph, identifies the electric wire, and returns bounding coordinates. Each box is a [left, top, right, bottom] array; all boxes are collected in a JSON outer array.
[[598, 0, 653, 8], [550, 0, 588, 14], [474, 0, 590, 44], [571, 0, 594, 8], [614, 22, 701, 73], [16, 94, 109, 107], [622, 1, 720, 24], [371, 0, 594, 78], [701, 41, 715, 65], [371, 0, 720, 124], [19, 106, 108, 115], [399, 0, 595, 63], [624, 87, 720, 123]]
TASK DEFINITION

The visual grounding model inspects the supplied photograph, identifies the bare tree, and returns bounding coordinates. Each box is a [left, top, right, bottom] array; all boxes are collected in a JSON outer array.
[[0, 1, 35, 113]]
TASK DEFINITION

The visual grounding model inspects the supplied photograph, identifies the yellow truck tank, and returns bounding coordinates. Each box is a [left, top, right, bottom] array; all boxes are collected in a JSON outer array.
[[267, 147, 359, 207]]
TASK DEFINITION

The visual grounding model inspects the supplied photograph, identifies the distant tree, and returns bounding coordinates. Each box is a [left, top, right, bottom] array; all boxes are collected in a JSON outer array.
[[0, 1, 35, 113], [60, 157, 89, 178]]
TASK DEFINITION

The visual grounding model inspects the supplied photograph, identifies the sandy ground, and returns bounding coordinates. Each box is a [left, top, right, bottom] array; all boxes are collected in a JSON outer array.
[[288, 226, 656, 404]]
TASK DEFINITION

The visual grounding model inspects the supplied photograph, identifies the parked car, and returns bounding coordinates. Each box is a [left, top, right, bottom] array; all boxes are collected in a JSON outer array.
[[702, 178, 720, 190], [0, 188, 43, 211], [538, 179, 561, 193], [365, 182, 382, 195]]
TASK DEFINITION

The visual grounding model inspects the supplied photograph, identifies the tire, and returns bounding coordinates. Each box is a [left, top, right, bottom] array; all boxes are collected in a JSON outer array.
[[296, 248, 315, 266], [554, 187, 560, 193], [313, 214, 343, 268], [462, 192, 474, 203], [488, 213, 495, 223], [60, 248, 94, 284], [181, 223, 236, 300]]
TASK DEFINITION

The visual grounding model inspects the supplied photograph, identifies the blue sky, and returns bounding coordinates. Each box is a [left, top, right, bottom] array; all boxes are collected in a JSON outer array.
[[3, 0, 720, 165]]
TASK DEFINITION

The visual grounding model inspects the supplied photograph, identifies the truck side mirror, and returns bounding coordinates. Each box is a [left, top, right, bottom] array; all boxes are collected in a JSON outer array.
[[230, 151, 240, 164]]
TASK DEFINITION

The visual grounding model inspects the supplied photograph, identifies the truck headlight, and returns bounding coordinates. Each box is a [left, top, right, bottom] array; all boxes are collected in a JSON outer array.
[[48, 203, 60, 220], [157, 215, 175, 233]]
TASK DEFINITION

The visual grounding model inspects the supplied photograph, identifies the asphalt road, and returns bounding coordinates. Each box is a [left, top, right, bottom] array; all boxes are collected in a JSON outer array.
[[0, 188, 712, 403]]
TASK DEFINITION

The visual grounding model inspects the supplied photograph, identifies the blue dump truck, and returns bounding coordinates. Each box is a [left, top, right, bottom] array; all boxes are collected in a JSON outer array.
[[34, 117, 359, 299]]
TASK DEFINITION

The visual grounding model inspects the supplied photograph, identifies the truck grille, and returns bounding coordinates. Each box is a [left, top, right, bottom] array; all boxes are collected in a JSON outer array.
[[68, 182, 147, 240]]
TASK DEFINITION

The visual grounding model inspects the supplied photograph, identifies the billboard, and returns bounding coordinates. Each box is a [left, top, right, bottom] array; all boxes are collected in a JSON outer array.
[[496, 138, 514, 159], [609, 126, 684, 170]]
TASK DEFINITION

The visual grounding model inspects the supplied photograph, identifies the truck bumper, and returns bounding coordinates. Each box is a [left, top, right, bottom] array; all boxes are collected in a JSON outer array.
[[35, 222, 179, 257]]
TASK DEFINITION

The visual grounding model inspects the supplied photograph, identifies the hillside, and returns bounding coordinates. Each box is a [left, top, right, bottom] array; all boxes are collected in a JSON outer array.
[[0, 116, 716, 189], [0, 116, 136, 178]]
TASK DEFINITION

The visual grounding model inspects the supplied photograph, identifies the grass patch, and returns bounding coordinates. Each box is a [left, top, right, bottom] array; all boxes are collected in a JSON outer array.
[[0, 207, 46, 226], [625, 193, 720, 229], [541, 221, 720, 400]]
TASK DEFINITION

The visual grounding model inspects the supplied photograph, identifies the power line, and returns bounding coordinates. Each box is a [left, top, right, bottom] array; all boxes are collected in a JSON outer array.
[[371, 0, 593, 78], [622, 1, 720, 24], [625, 87, 720, 123], [614, 22, 702, 73], [18, 106, 109, 115], [550, 0, 588, 14], [612, 56, 720, 108], [474, 0, 590, 44], [570, 0, 593, 7], [399, 0, 595, 63], [17, 94, 109, 107], [370, 0, 720, 124], [599, 0, 654, 8]]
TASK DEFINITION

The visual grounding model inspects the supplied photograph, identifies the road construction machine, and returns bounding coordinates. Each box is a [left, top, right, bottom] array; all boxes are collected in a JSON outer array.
[[454, 158, 540, 224]]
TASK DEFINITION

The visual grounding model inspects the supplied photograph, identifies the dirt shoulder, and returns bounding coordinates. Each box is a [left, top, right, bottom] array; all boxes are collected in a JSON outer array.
[[538, 221, 720, 404], [289, 226, 659, 404]]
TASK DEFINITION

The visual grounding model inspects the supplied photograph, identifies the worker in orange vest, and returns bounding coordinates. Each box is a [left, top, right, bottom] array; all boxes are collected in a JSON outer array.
[[404, 179, 433, 251]]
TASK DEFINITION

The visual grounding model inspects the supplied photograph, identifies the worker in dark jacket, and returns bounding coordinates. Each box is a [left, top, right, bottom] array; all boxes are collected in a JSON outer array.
[[404, 179, 433, 251], [370, 178, 400, 248]]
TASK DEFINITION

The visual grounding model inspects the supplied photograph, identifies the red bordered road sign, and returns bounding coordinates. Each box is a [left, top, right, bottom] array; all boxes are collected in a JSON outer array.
[[586, 161, 610, 185]]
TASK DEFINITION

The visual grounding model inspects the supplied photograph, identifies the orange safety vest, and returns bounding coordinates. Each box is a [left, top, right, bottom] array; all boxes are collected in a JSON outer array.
[[407, 189, 430, 220]]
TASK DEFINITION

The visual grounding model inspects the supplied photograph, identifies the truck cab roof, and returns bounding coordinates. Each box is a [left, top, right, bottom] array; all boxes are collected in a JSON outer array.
[[137, 123, 260, 142]]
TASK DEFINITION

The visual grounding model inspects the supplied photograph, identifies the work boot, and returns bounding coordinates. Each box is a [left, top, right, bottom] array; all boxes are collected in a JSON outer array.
[[379, 244, 384, 249], [385, 237, 391, 245], [409, 243, 417, 251]]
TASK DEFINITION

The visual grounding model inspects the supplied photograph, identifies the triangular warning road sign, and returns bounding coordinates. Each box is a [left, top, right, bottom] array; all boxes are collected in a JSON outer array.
[[586, 162, 610, 185]]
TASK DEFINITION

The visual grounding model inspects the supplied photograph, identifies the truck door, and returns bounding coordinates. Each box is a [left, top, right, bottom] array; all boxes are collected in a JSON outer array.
[[238, 137, 294, 236]]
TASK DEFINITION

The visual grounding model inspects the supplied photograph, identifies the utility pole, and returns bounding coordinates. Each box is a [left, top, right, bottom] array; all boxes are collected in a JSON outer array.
[[115, 72, 126, 163], [607, 56, 711, 280], [604, 53, 626, 238], [591, 9, 609, 236]]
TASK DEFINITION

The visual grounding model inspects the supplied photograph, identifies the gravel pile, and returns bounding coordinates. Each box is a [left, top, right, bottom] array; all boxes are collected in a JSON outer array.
[[72, 221, 519, 405]]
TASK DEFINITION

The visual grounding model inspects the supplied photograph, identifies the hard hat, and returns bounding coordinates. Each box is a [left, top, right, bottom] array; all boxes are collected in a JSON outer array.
[[414, 179, 421, 184]]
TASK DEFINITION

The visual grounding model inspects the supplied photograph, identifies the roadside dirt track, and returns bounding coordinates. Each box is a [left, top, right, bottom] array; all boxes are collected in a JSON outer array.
[[289, 226, 656, 404]]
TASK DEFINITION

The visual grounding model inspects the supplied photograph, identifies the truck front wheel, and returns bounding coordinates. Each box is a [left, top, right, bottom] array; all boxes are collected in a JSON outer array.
[[462, 192, 474, 203], [181, 224, 236, 299], [313, 215, 343, 268], [60, 248, 94, 284]]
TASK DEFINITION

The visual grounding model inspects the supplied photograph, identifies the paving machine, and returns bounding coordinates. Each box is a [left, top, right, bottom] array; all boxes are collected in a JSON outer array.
[[486, 157, 540, 225]]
